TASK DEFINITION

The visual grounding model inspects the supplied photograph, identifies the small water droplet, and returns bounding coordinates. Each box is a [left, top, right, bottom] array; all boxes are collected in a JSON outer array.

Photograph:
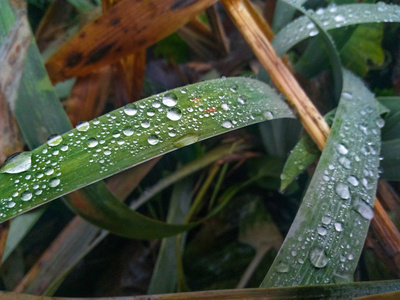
[[318, 226, 328, 236], [44, 168, 54, 176], [237, 96, 247, 105], [334, 222, 343, 232], [21, 191, 33, 201], [167, 108, 182, 121], [124, 103, 138, 116], [221, 120, 233, 129], [123, 127, 134, 136], [47, 134, 63, 147], [353, 199, 374, 220], [376, 118, 385, 128], [0, 152, 32, 174], [335, 183, 350, 200], [152, 101, 161, 108], [60, 144, 68, 151], [342, 92, 353, 99], [336, 144, 348, 155], [8, 201, 16, 208], [146, 108, 156, 117], [221, 103, 229, 111], [141, 120, 151, 128], [339, 157, 351, 169], [104, 150, 111, 155], [362, 177, 372, 190], [76, 121, 90, 132], [334, 15, 345, 22], [173, 133, 199, 148], [148, 135, 160, 145], [162, 92, 178, 107], [87, 138, 98, 148], [112, 130, 121, 138], [309, 29, 319, 36], [321, 215, 331, 225], [275, 262, 289, 273], [309, 246, 329, 268], [49, 178, 61, 187], [348, 176, 359, 186], [264, 111, 274, 120]]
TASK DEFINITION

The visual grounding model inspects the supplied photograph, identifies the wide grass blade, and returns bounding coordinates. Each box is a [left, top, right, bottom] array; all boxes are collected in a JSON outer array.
[[273, 3, 400, 57], [261, 70, 381, 286], [0, 77, 294, 225], [2, 280, 400, 299]]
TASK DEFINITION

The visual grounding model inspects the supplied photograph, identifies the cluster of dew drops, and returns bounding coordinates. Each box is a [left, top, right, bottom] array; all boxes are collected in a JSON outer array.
[[274, 91, 384, 284], [0, 79, 277, 220]]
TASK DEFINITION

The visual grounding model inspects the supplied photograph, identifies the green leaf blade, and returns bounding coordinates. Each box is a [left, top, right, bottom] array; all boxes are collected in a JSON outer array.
[[0, 77, 294, 223], [261, 70, 381, 287]]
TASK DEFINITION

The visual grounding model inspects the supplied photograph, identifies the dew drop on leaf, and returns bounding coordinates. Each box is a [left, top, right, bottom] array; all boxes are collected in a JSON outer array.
[[47, 134, 63, 147], [221, 120, 233, 129], [353, 199, 374, 220], [336, 144, 349, 155], [309, 246, 329, 268], [348, 176, 359, 186], [264, 111, 274, 120], [124, 103, 138, 116], [335, 183, 350, 200], [334, 222, 343, 232], [162, 92, 178, 107], [76, 121, 90, 132], [148, 135, 160, 145], [123, 127, 134, 136], [167, 108, 182, 121], [21, 191, 33, 201], [0, 152, 32, 174], [49, 178, 61, 188], [87, 138, 99, 148], [275, 262, 289, 273]]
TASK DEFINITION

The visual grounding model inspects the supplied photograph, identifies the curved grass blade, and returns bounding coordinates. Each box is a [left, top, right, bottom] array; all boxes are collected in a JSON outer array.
[[2, 280, 400, 299], [0, 77, 294, 224], [261, 69, 381, 287], [273, 3, 400, 57]]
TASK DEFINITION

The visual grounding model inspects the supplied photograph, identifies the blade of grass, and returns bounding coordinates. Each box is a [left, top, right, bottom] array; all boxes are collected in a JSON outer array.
[[148, 176, 193, 294], [45, 0, 219, 83], [261, 69, 381, 286], [273, 3, 400, 57], [4, 280, 400, 299], [0, 77, 294, 226]]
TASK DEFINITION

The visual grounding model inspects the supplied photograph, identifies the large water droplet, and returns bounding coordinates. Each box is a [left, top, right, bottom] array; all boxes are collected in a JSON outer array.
[[0, 152, 32, 174], [318, 226, 327, 236], [348, 176, 359, 186], [47, 134, 63, 147], [123, 127, 134, 136], [76, 121, 90, 132], [148, 135, 160, 145], [167, 108, 182, 121], [162, 92, 178, 107], [309, 246, 329, 268], [336, 144, 348, 155], [334, 222, 343, 232], [335, 183, 350, 200], [173, 133, 200, 148], [49, 178, 61, 187], [353, 199, 374, 220], [275, 261, 289, 273], [264, 111, 274, 120], [21, 191, 33, 201], [87, 138, 99, 148], [321, 215, 332, 225], [124, 103, 138, 116]]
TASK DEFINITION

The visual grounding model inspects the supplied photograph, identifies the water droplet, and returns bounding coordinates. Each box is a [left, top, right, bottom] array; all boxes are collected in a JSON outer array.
[[76, 121, 90, 132], [334, 15, 345, 22], [173, 133, 199, 148], [321, 216, 331, 225], [141, 120, 151, 128], [275, 262, 289, 273], [353, 199, 374, 220], [377, 1, 387, 11], [264, 111, 274, 120], [44, 168, 54, 176], [348, 176, 359, 186], [336, 144, 348, 155], [104, 150, 111, 155], [309, 29, 319, 36], [237, 96, 247, 105], [335, 183, 350, 200], [342, 92, 353, 99], [21, 191, 32, 201], [167, 108, 182, 121], [376, 118, 385, 128], [123, 127, 134, 136], [49, 178, 61, 187], [124, 103, 138, 116], [221, 103, 229, 111], [47, 134, 63, 147], [152, 101, 161, 108], [112, 130, 121, 138], [0, 152, 32, 174], [147, 108, 156, 117], [148, 135, 160, 145], [8, 201, 16, 208], [61, 144, 68, 151], [334, 222, 343, 232], [362, 177, 372, 190], [318, 226, 328, 236], [339, 157, 351, 169], [87, 138, 99, 148], [162, 92, 178, 107], [309, 246, 329, 268], [221, 120, 233, 129]]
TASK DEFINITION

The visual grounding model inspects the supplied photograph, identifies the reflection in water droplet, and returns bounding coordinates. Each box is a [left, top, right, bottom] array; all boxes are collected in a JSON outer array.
[[76, 121, 90, 132], [162, 92, 178, 107], [47, 134, 63, 147], [275, 262, 289, 273], [124, 103, 138, 116], [173, 133, 199, 148], [167, 108, 182, 121], [87, 138, 99, 148], [0, 152, 32, 174], [221, 120, 233, 129], [309, 246, 329, 268], [49, 178, 60, 187], [335, 183, 350, 200], [353, 199, 374, 220], [21, 191, 32, 201], [123, 127, 134, 136], [148, 135, 160, 145]]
